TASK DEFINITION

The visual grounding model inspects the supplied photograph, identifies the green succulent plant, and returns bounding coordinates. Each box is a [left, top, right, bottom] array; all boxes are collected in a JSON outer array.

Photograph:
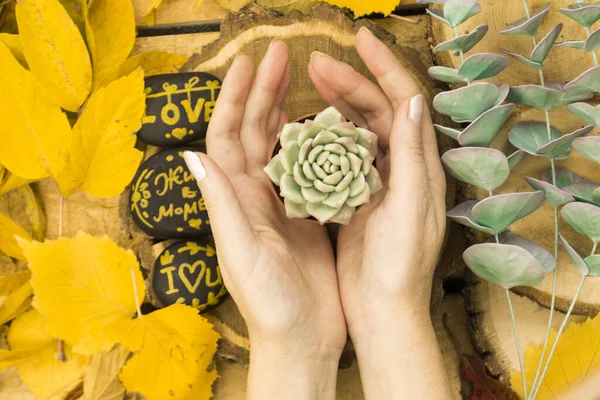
[[264, 107, 383, 225]]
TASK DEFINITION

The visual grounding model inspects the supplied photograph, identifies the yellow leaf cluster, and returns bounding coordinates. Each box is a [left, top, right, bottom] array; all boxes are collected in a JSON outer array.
[[0, 271, 32, 326], [323, 0, 401, 16], [511, 312, 600, 399], [0, 165, 31, 197], [83, 345, 129, 400], [0, 212, 32, 260]]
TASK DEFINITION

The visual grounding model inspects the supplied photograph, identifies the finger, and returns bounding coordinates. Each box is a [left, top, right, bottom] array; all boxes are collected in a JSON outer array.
[[183, 151, 257, 280], [386, 95, 428, 203], [356, 27, 445, 206], [266, 62, 291, 139], [240, 39, 290, 171], [206, 53, 254, 176], [308, 51, 394, 142]]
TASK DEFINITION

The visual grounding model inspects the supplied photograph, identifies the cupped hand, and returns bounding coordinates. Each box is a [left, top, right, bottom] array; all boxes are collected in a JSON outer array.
[[309, 27, 452, 399], [183, 40, 346, 371]]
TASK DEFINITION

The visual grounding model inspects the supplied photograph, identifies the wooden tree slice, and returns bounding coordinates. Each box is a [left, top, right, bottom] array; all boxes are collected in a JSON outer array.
[[428, 0, 599, 87], [469, 106, 600, 315], [465, 271, 587, 382]]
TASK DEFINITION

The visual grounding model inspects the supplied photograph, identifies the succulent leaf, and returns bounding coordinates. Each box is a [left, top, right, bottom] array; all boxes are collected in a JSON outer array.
[[559, 234, 590, 276], [561, 202, 600, 243], [471, 191, 546, 234], [499, 3, 551, 36], [433, 24, 489, 55], [463, 243, 546, 289], [433, 82, 507, 122], [530, 24, 563, 64], [559, 4, 600, 27], [447, 200, 497, 235], [457, 53, 509, 81], [525, 177, 575, 207], [564, 66, 600, 97], [443, 0, 482, 27], [265, 107, 381, 224], [441, 147, 510, 191], [495, 231, 557, 273]]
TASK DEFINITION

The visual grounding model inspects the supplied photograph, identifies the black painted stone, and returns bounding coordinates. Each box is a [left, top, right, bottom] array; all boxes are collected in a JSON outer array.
[[138, 72, 221, 146], [152, 239, 227, 312], [129, 147, 211, 238]]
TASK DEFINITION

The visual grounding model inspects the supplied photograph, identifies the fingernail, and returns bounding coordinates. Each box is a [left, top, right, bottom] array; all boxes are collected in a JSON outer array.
[[358, 26, 375, 37], [409, 95, 424, 126], [310, 51, 332, 63], [183, 151, 206, 182], [269, 38, 282, 49]]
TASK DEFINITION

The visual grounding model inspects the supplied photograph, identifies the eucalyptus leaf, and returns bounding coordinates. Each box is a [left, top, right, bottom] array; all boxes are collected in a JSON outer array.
[[507, 85, 565, 110], [594, 187, 600, 204], [443, 0, 482, 27], [525, 177, 575, 207], [541, 167, 588, 188], [428, 66, 463, 83], [530, 24, 563, 64], [561, 202, 600, 243], [564, 66, 600, 97], [572, 136, 600, 164], [559, 234, 590, 276], [501, 50, 542, 70], [500, 3, 551, 36], [471, 191, 546, 234], [559, 5, 600, 28], [537, 125, 593, 159], [433, 24, 489, 55], [584, 27, 600, 52], [567, 103, 600, 126], [563, 182, 600, 204], [507, 150, 526, 170], [463, 243, 546, 289], [426, 9, 451, 26], [457, 104, 515, 147], [433, 83, 505, 122], [585, 255, 600, 277], [434, 124, 461, 141], [555, 40, 586, 50], [495, 231, 557, 273], [441, 147, 510, 191], [447, 200, 497, 235], [508, 121, 561, 156], [458, 53, 509, 82]]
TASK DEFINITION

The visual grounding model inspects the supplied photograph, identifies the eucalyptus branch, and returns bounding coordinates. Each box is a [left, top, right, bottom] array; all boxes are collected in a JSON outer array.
[[584, 26, 599, 66]]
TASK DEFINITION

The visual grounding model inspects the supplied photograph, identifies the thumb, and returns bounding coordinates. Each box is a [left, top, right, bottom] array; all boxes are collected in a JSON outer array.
[[183, 151, 255, 274], [386, 94, 428, 201]]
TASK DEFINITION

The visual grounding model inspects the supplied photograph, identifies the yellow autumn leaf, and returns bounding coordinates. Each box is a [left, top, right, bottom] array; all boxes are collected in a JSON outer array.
[[0, 271, 33, 325], [323, 0, 400, 16], [16, 0, 92, 111], [0, 212, 32, 260], [0, 33, 27, 67], [98, 51, 188, 87], [144, 0, 169, 26], [85, 0, 135, 86], [257, 0, 320, 14], [212, 0, 253, 12], [511, 312, 600, 399], [19, 185, 46, 241], [64, 70, 145, 198], [0, 42, 72, 183], [83, 345, 129, 400], [103, 304, 220, 400], [0, 168, 32, 197], [3, 309, 89, 399], [20, 232, 145, 355]]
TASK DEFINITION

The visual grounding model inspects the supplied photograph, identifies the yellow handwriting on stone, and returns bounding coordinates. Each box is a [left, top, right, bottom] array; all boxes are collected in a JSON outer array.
[[178, 260, 207, 294], [160, 250, 174, 266], [205, 266, 222, 288], [152, 201, 202, 224], [159, 266, 179, 295]]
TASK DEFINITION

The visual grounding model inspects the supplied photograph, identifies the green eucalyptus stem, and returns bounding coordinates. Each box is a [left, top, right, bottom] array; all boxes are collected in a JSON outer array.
[[584, 26, 599, 66], [592, 242, 598, 255], [522, 0, 531, 19], [506, 289, 527, 400], [530, 275, 587, 399], [452, 26, 466, 64]]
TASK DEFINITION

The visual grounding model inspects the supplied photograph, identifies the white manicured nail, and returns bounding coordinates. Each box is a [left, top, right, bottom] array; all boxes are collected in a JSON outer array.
[[409, 94, 424, 126], [183, 151, 206, 182]]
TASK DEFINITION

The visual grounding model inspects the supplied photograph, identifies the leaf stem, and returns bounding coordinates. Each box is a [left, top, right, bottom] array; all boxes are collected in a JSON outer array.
[[592, 242, 598, 255], [522, 0, 531, 19], [530, 275, 586, 399], [584, 26, 599, 66], [57, 193, 67, 362], [506, 288, 527, 400], [452, 26, 470, 85], [130, 268, 143, 320]]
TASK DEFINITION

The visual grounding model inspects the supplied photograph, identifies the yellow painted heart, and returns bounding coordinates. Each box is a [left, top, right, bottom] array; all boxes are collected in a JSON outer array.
[[170, 127, 188, 140], [178, 260, 206, 294]]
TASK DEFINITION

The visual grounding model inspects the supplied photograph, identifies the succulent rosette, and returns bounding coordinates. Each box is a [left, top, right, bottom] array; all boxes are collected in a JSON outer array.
[[264, 107, 383, 225]]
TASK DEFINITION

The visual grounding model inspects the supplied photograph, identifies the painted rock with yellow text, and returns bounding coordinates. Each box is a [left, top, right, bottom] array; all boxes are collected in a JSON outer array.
[[152, 239, 227, 311], [138, 72, 221, 146], [129, 147, 211, 238]]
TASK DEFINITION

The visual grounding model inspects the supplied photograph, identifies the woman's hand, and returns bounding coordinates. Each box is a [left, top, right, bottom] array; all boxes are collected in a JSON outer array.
[[184, 40, 346, 399], [309, 28, 452, 399]]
